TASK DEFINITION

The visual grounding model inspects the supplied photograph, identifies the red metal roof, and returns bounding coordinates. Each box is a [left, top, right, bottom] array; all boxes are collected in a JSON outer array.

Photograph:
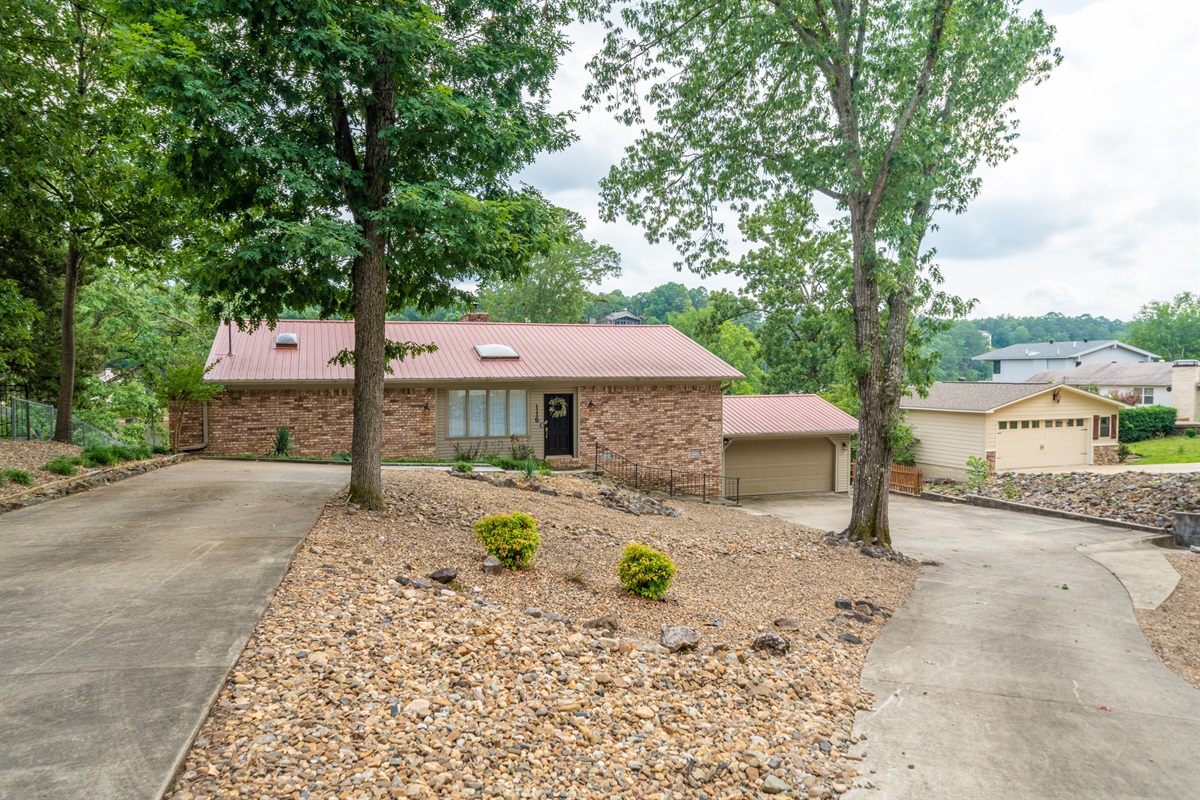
[[204, 320, 744, 383], [722, 394, 859, 436]]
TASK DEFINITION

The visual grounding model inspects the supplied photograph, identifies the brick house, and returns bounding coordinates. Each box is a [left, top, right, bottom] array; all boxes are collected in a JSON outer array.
[[173, 318, 745, 474]]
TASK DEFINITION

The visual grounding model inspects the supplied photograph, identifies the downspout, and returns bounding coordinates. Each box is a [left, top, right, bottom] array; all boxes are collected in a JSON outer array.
[[178, 401, 209, 453]]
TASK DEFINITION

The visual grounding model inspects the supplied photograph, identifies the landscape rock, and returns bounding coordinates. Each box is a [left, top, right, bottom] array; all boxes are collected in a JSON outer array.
[[660, 625, 702, 653], [839, 632, 863, 644], [774, 618, 801, 631], [427, 566, 458, 584], [480, 555, 503, 575], [761, 775, 792, 794], [752, 632, 791, 656], [583, 614, 620, 634]]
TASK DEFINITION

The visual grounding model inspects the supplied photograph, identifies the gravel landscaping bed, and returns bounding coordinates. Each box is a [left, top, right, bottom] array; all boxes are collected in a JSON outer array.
[[932, 471, 1199, 528], [0, 440, 83, 494], [167, 470, 920, 800], [1136, 551, 1200, 689]]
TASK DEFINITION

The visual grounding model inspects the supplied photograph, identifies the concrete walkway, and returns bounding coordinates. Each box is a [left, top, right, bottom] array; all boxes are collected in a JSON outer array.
[[0, 460, 348, 800], [746, 494, 1200, 800]]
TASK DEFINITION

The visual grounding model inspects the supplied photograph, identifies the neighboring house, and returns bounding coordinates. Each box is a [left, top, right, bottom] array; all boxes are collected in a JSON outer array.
[[900, 382, 1128, 479], [971, 339, 1160, 383], [605, 310, 643, 325], [721, 394, 857, 496], [1026, 362, 1172, 407]]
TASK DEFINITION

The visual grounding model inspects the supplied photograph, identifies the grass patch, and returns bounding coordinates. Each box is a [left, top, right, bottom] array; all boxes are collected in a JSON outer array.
[[1129, 436, 1200, 465]]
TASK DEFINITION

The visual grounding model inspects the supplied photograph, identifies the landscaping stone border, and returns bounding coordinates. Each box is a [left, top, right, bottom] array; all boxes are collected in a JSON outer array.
[[919, 490, 1168, 534], [0, 454, 187, 514]]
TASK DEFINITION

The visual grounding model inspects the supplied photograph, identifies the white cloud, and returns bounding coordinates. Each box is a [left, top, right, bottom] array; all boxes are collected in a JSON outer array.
[[515, 3, 1200, 317]]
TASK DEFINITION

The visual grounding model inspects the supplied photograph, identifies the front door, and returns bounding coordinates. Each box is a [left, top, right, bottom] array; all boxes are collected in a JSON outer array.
[[543, 394, 574, 457]]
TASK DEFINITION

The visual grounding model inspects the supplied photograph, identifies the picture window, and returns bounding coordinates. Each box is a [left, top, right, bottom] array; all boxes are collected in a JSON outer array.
[[449, 389, 528, 438]]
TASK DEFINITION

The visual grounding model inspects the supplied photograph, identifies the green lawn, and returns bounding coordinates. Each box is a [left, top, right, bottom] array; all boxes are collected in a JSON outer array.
[[1128, 435, 1200, 464]]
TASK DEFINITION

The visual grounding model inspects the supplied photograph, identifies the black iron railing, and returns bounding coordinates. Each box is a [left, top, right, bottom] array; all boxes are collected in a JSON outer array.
[[593, 442, 740, 504]]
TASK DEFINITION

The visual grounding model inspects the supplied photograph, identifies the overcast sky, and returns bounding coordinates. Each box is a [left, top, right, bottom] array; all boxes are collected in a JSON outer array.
[[515, 0, 1200, 321]]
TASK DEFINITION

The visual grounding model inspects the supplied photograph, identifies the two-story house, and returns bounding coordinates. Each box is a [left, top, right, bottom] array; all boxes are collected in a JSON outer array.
[[972, 339, 1160, 383]]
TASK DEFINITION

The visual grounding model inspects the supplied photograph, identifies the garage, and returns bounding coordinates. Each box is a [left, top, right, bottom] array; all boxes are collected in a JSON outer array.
[[995, 419, 1089, 471], [901, 382, 1127, 480], [722, 395, 857, 496]]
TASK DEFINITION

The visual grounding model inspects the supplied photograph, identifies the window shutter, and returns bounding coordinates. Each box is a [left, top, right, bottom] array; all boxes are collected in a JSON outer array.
[[1111, 414, 1118, 441], [1092, 415, 1100, 440]]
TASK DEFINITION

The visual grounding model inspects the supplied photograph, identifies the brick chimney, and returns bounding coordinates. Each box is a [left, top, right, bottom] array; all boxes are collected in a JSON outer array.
[[1171, 360, 1200, 422]]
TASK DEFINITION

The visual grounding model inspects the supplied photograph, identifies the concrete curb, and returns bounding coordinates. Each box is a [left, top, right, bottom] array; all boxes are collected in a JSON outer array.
[[918, 490, 1169, 534], [0, 454, 187, 514]]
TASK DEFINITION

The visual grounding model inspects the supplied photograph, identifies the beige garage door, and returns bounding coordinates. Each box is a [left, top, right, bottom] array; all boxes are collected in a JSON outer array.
[[725, 437, 834, 496], [996, 423, 1089, 470]]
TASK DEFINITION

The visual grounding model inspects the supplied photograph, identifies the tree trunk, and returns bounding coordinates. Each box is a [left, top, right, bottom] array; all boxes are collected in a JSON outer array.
[[53, 239, 80, 443], [346, 75, 395, 510], [348, 227, 387, 508], [844, 214, 895, 548]]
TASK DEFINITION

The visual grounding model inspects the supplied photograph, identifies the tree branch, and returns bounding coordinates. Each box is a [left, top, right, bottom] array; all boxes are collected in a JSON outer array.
[[865, 0, 952, 226]]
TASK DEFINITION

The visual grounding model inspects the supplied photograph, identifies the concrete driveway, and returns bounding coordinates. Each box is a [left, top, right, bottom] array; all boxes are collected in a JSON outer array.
[[745, 493, 1200, 800], [0, 459, 348, 800]]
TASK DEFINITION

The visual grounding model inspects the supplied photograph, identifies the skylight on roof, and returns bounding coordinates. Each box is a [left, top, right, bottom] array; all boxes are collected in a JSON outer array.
[[475, 343, 519, 359]]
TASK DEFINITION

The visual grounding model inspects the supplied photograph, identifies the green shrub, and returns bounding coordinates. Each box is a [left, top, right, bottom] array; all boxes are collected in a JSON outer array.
[[485, 454, 523, 470], [452, 440, 489, 462], [453, 460, 473, 472], [1117, 442, 1132, 463], [474, 512, 540, 569], [272, 426, 294, 457], [151, 444, 171, 455], [113, 444, 151, 462], [3, 468, 34, 485], [890, 423, 920, 467], [965, 456, 989, 491], [1119, 406, 1177, 443], [44, 456, 81, 476], [331, 451, 352, 462], [1186, 428, 1197, 439], [520, 458, 538, 479], [617, 543, 676, 599], [82, 444, 119, 468], [509, 443, 535, 461]]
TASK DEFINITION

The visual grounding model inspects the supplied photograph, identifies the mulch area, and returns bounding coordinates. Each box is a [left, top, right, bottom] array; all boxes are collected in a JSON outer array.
[[0, 440, 83, 496]]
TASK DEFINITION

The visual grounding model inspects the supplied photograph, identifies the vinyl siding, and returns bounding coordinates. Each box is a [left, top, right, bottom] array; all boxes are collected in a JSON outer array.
[[434, 382, 577, 461], [832, 434, 852, 492], [906, 409, 985, 480], [984, 391, 1120, 451]]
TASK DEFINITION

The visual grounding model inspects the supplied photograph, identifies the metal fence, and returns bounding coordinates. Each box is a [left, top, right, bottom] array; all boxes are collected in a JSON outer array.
[[6, 397, 123, 447], [593, 442, 740, 503]]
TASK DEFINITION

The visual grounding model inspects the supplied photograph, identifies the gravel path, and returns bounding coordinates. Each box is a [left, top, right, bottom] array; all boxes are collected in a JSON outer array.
[[166, 471, 920, 799], [0, 440, 82, 495], [933, 471, 1198, 527], [1137, 551, 1200, 689]]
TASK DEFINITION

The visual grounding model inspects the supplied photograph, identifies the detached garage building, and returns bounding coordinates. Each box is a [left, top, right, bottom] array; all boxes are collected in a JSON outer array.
[[722, 395, 857, 496], [901, 382, 1127, 479]]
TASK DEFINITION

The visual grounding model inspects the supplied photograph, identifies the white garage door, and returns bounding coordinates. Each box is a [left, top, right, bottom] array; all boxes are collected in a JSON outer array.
[[725, 437, 834, 496], [996, 422, 1089, 471]]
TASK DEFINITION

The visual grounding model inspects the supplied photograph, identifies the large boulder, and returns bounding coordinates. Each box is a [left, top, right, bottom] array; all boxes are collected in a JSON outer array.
[[659, 625, 701, 653]]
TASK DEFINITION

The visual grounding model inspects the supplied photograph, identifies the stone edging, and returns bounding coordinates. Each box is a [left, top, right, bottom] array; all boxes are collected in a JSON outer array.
[[918, 490, 1168, 534], [0, 454, 188, 514]]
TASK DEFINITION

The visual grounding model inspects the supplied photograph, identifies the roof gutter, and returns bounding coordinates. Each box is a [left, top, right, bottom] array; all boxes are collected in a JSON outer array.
[[178, 401, 209, 453]]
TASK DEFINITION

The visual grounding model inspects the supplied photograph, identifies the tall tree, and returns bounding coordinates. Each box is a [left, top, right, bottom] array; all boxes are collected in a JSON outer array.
[[478, 211, 620, 322], [1124, 293, 1198, 361], [1, 0, 176, 439], [126, 0, 574, 507], [588, 0, 1057, 545]]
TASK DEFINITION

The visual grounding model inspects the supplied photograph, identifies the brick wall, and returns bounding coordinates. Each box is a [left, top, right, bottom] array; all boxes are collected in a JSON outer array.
[[576, 383, 724, 476], [172, 387, 436, 458]]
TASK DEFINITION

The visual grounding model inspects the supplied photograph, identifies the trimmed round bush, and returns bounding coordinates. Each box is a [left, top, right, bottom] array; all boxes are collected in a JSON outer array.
[[1187, 428, 1197, 439], [474, 512, 540, 569], [617, 543, 676, 599]]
